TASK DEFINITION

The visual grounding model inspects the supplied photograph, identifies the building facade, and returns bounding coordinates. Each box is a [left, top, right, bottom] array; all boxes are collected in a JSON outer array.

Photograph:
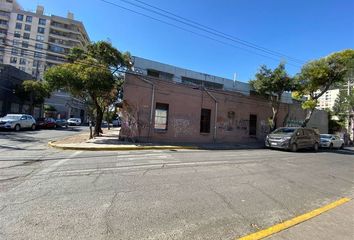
[[316, 89, 340, 110], [120, 58, 328, 143], [0, 64, 41, 117], [0, 0, 89, 120]]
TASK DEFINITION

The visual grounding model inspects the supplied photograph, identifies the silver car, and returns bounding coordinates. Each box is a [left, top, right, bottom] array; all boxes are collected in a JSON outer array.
[[265, 127, 320, 152], [0, 114, 36, 131], [320, 134, 344, 149]]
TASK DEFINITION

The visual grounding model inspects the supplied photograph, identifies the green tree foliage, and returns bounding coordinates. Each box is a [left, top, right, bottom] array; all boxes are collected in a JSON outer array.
[[293, 49, 354, 127], [16, 80, 51, 115], [250, 63, 293, 131], [44, 41, 131, 137]]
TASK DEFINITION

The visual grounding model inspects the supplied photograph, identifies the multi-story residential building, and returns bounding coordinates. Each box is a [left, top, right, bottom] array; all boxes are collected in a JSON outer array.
[[316, 89, 340, 110], [0, 0, 90, 120]]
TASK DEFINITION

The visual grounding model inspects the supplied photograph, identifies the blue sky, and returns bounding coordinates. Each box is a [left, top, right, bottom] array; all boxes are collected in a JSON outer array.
[[20, 0, 354, 82]]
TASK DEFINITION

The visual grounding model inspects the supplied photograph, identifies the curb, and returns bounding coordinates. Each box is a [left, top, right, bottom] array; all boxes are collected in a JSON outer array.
[[48, 141, 199, 151]]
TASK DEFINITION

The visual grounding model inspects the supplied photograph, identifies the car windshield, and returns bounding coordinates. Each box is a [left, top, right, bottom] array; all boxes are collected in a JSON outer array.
[[272, 128, 296, 134], [2, 115, 21, 120], [320, 134, 332, 139]]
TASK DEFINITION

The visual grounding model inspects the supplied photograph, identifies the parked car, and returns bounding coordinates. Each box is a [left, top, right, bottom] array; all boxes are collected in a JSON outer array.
[[0, 114, 36, 131], [67, 118, 82, 126], [112, 117, 122, 127], [55, 119, 68, 128], [265, 127, 320, 152], [320, 134, 344, 149], [36, 117, 56, 129]]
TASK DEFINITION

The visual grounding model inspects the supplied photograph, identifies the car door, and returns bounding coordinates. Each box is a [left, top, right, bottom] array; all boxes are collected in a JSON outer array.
[[19, 115, 28, 127], [333, 136, 341, 148], [295, 129, 305, 149]]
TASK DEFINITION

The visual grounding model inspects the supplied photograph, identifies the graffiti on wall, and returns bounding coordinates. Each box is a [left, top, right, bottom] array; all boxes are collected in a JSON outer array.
[[173, 118, 191, 137], [286, 119, 304, 127]]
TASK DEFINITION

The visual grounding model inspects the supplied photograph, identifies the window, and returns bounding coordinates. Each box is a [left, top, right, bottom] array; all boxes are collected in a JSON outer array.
[[25, 16, 32, 23], [19, 66, 26, 71], [147, 69, 160, 78], [10, 57, 17, 63], [0, 19, 8, 25], [23, 32, 30, 39], [14, 31, 21, 38], [20, 49, 27, 56], [181, 76, 223, 89], [11, 48, 19, 55], [154, 103, 169, 130], [35, 43, 43, 50], [200, 109, 211, 133], [24, 24, 31, 31], [22, 41, 29, 48], [15, 22, 22, 29], [249, 114, 257, 136], [36, 35, 44, 41], [48, 44, 65, 53], [19, 58, 26, 65], [34, 52, 42, 58], [38, 18, 46, 25], [17, 14, 23, 21], [37, 27, 45, 33], [33, 60, 41, 67]]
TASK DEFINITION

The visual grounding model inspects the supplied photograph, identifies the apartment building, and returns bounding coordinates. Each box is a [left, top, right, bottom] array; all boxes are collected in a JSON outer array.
[[0, 0, 90, 120], [316, 89, 340, 110], [0, 0, 89, 78]]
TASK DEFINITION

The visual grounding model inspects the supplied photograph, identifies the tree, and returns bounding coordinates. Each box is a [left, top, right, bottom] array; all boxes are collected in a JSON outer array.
[[16, 80, 51, 115], [293, 49, 354, 127], [44, 41, 131, 137], [250, 63, 293, 131]]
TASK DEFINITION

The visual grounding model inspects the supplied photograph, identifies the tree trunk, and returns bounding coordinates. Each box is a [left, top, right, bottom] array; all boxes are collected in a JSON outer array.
[[271, 107, 278, 131], [301, 108, 315, 127], [93, 99, 103, 137]]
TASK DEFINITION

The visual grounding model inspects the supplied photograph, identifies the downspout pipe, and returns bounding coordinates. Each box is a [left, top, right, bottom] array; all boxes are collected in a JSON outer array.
[[137, 76, 155, 140], [204, 88, 218, 143]]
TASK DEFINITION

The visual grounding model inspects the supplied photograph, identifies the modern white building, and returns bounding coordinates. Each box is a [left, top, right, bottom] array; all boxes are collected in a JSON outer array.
[[315, 89, 340, 110]]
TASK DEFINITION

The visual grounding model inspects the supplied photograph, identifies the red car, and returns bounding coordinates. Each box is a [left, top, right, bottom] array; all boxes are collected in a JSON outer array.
[[36, 118, 56, 129]]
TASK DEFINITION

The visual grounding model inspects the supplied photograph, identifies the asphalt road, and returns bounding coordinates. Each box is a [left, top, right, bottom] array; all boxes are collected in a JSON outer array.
[[0, 129, 353, 240]]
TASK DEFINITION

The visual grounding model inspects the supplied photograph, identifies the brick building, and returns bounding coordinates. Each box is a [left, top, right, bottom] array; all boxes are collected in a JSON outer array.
[[119, 66, 328, 144]]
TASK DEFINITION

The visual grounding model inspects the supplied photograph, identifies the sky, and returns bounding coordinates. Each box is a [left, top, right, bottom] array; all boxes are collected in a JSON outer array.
[[19, 0, 354, 82]]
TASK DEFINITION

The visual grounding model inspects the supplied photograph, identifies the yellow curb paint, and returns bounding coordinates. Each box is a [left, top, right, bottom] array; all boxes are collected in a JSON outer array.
[[48, 141, 199, 151], [237, 197, 350, 240]]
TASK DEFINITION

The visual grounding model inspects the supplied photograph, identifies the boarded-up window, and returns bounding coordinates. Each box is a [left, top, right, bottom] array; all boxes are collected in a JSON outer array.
[[154, 103, 169, 130], [200, 108, 211, 133]]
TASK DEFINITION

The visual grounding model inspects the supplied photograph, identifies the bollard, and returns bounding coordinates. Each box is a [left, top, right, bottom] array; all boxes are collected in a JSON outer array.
[[89, 121, 93, 139]]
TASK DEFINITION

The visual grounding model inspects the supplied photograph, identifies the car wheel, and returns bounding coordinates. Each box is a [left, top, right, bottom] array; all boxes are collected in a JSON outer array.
[[329, 143, 333, 150], [313, 142, 319, 152], [340, 143, 344, 150], [15, 124, 21, 131], [53, 124, 57, 128], [291, 143, 298, 152], [31, 124, 36, 131]]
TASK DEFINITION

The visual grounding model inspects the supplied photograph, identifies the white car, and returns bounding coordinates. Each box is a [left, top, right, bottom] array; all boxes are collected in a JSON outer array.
[[67, 118, 82, 126], [0, 114, 36, 131], [320, 134, 344, 149]]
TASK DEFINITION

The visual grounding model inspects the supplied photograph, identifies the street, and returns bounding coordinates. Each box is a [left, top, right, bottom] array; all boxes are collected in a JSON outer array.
[[0, 129, 353, 240]]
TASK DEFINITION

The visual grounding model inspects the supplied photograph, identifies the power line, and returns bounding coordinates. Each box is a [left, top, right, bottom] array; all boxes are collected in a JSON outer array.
[[123, 0, 305, 64], [99, 0, 303, 66]]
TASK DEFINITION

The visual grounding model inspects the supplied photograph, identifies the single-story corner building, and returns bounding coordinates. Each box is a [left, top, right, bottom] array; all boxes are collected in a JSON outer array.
[[119, 57, 328, 144]]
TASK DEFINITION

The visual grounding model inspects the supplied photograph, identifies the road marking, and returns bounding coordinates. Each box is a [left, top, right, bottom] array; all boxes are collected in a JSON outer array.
[[38, 151, 82, 175], [237, 197, 350, 240], [49, 160, 230, 175]]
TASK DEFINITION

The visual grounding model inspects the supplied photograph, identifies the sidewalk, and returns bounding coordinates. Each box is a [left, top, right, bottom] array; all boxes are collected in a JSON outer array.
[[266, 199, 354, 240], [48, 128, 265, 151]]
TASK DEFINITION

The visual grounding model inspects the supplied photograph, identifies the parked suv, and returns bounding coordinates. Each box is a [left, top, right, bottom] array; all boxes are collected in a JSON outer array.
[[265, 127, 320, 152], [0, 114, 36, 131]]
